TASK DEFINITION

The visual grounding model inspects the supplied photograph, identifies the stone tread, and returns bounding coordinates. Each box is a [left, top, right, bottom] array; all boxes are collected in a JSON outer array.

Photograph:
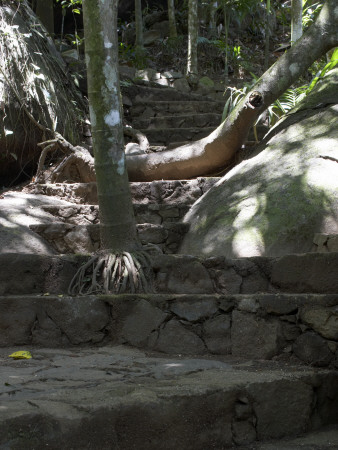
[[23, 178, 221, 205], [0, 344, 337, 449]]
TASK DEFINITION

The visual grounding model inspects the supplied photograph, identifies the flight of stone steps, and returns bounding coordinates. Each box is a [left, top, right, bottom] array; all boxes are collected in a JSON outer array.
[[123, 81, 224, 149], [1, 175, 338, 448], [122, 79, 269, 151], [26, 178, 219, 254]]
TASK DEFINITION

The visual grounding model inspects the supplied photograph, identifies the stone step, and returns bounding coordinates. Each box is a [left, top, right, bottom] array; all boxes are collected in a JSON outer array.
[[24, 177, 220, 205], [129, 100, 224, 118], [134, 113, 222, 130], [1, 292, 337, 366], [1, 344, 337, 449], [39, 203, 190, 226], [126, 84, 210, 103], [29, 222, 189, 254], [140, 126, 215, 145], [1, 253, 337, 297]]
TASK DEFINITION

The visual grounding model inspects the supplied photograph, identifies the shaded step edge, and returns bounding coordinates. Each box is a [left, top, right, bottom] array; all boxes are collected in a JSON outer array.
[[0, 349, 336, 449]]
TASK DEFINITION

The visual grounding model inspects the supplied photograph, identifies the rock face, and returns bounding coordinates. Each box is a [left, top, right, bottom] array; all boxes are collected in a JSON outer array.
[[180, 69, 338, 258]]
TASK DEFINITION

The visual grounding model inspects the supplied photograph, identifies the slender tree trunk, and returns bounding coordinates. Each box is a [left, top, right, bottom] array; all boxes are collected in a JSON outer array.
[[187, 0, 198, 75], [264, 0, 271, 70], [168, 0, 177, 38], [209, 1, 218, 38], [135, 0, 144, 49], [126, 0, 338, 181], [83, 0, 138, 252], [36, 0, 54, 35], [224, 5, 229, 84], [291, 0, 303, 44]]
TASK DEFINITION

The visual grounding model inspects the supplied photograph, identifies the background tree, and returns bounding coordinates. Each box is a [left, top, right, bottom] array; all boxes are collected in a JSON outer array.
[[168, 0, 177, 38], [209, 1, 218, 38], [291, 0, 303, 43], [264, 0, 271, 70], [135, 0, 144, 51], [70, 0, 151, 295], [187, 0, 199, 75], [35, 0, 54, 35]]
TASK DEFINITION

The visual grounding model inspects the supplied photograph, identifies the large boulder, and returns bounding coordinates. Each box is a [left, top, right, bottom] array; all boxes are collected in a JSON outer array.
[[179, 69, 338, 258], [0, 3, 86, 186]]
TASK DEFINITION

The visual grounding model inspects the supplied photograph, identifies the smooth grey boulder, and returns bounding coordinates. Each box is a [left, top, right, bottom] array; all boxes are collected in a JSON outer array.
[[180, 68, 338, 258]]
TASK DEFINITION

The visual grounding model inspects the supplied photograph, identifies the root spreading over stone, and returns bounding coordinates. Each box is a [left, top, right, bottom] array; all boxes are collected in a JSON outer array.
[[69, 251, 153, 295]]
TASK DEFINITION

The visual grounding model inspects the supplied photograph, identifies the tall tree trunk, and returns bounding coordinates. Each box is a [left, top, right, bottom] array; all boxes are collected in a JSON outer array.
[[126, 0, 338, 181], [209, 1, 218, 38], [167, 0, 177, 38], [264, 0, 271, 70], [223, 5, 229, 84], [187, 0, 198, 75], [135, 0, 144, 50], [83, 0, 138, 253], [35, 0, 54, 35], [291, 0, 303, 44]]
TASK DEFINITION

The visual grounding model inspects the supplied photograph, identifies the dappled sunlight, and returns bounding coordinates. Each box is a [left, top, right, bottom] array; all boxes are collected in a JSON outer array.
[[232, 196, 264, 229], [232, 227, 265, 257], [181, 98, 338, 258]]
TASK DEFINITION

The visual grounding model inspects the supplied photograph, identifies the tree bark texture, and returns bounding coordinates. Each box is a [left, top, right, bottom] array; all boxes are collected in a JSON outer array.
[[264, 0, 271, 70], [135, 0, 144, 49], [83, 0, 138, 252], [187, 0, 198, 75], [167, 0, 177, 38], [127, 0, 338, 181], [209, 1, 218, 38], [0, 1, 85, 185], [291, 0, 303, 44]]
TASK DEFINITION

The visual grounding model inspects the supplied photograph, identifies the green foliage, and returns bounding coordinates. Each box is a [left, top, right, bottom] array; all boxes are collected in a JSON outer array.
[[306, 48, 338, 93], [222, 50, 338, 137], [302, 1, 322, 30], [56, 0, 82, 14]]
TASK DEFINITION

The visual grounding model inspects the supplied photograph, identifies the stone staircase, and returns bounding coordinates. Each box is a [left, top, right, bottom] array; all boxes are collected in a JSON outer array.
[[1, 175, 338, 448], [26, 178, 219, 254], [122, 80, 269, 149], [124, 82, 224, 148]]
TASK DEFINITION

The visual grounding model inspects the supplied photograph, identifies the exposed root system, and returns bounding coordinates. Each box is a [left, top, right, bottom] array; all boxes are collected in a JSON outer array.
[[69, 251, 153, 295]]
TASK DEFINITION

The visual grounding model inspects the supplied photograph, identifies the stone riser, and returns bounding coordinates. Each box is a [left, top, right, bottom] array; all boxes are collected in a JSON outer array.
[[39, 202, 190, 226], [29, 222, 189, 255], [129, 100, 224, 119], [133, 112, 222, 130], [129, 84, 206, 102], [1, 253, 337, 297], [1, 293, 337, 367], [1, 344, 337, 449]]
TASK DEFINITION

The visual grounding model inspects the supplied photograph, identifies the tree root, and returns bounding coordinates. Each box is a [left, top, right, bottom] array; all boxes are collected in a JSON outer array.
[[35, 125, 149, 183], [68, 251, 153, 295], [34, 132, 95, 183]]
